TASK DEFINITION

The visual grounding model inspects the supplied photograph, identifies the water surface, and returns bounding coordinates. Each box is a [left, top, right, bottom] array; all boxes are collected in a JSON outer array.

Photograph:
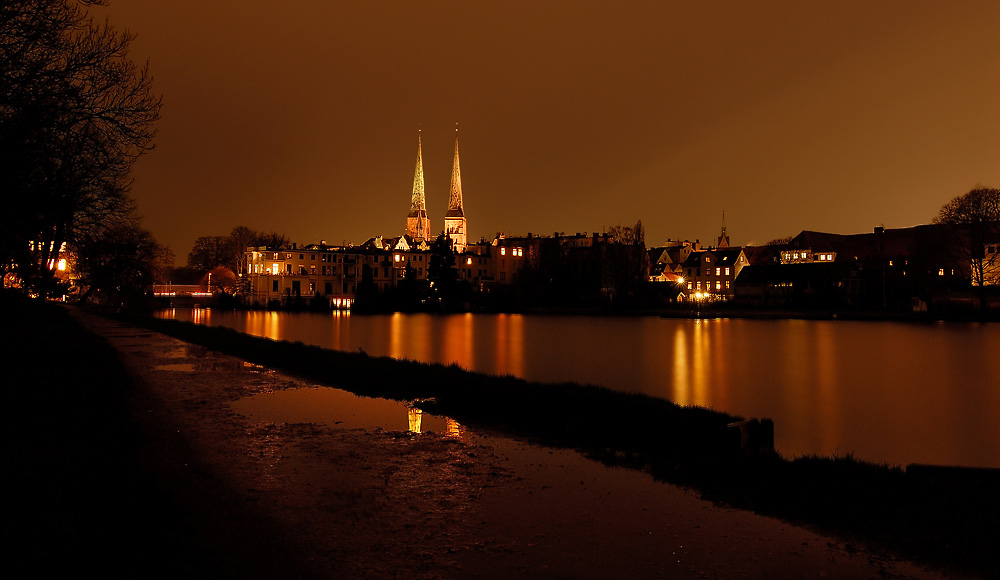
[[157, 309, 1000, 468]]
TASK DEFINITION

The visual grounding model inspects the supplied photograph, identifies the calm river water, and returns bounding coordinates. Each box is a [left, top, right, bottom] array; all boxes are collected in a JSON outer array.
[[157, 309, 1000, 468]]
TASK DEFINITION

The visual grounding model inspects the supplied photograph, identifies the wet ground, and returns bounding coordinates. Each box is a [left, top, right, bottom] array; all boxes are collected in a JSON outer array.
[[66, 307, 957, 579]]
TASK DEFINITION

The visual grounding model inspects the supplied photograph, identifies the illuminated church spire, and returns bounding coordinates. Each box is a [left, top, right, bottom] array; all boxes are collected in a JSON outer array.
[[406, 130, 431, 241], [443, 124, 467, 253], [717, 210, 730, 248]]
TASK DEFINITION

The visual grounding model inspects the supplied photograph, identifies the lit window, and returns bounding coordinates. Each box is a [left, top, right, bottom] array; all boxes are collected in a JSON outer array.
[[939, 268, 945, 276], [500, 247, 506, 256], [696, 281, 701, 290], [715, 281, 721, 290], [466, 257, 473, 265], [271, 264, 279, 275], [715, 267, 720, 276], [394, 254, 401, 262], [725, 281, 730, 288], [57, 259, 66, 271], [724, 267, 730, 276]]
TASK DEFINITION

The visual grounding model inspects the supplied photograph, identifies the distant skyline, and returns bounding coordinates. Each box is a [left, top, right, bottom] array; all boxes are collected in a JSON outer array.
[[95, 1, 1000, 259]]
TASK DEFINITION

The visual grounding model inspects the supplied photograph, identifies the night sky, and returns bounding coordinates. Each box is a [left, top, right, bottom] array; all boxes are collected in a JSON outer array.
[[94, 1, 1000, 259]]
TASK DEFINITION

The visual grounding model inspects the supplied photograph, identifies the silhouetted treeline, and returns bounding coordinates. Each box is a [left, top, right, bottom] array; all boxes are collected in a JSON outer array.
[[1, 0, 162, 307]]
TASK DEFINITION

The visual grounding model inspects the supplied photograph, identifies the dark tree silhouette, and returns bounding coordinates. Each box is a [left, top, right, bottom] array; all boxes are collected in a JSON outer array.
[[228, 225, 258, 275], [427, 233, 458, 307], [1, 0, 161, 295], [74, 218, 171, 310], [934, 186, 1000, 308], [255, 231, 290, 250], [187, 235, 230, 273], [601, 220, 648, 305], [187, 227, 290, 276]]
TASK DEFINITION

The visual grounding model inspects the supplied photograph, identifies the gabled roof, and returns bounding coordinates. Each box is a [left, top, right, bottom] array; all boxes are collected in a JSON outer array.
[[742, 245, 783, 265], [712, 248, 745, 264], [681, 251, 706, 268], [681, 247, 745, 267], [790, 225, 957, 264]]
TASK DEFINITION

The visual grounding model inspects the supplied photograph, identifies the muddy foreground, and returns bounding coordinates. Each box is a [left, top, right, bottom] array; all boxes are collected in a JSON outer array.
[[6, 301, 958, 578]]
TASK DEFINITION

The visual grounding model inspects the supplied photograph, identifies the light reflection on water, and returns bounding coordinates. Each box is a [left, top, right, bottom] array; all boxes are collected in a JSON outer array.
[[231, 386, 459, 436], [157, 309, 1000, 468]]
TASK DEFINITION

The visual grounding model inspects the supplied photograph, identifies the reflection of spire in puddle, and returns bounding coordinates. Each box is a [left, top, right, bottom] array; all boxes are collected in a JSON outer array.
[[407, 407, 422, 433], [406, 406, 462, 438]]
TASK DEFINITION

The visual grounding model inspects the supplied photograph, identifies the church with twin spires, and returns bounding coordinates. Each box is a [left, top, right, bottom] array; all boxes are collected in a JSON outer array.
[[406, 127, 467, 253]]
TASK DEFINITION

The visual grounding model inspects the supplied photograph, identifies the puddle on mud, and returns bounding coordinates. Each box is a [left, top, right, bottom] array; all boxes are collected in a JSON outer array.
[[154, 360, 263, 372], [153, 345, 266, 373], [231, 387, 461, 435]]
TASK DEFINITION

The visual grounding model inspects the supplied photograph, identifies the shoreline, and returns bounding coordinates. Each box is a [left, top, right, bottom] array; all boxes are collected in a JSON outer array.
[[159, 293, 1000, 323], [117, 307, 997, 578], [4, 293, 991, 578]]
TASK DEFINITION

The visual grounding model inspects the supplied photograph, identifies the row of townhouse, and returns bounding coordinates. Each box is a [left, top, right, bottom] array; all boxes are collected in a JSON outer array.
[[242, 223, 996, 310], [241, 230, 629, 307], [648, 240, 749, 300], [648, 224, 996, 309], [241, 233, 555, 307]]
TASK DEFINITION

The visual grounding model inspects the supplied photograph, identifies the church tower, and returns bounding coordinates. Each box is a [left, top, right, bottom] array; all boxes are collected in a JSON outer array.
[[443, 126, 467, 253], [406, 131, 431, 241], [717, 211, 730, 248]]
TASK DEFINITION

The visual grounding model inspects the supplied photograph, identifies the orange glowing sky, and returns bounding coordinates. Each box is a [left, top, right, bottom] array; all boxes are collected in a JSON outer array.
[[94, 1, 1000, 257]]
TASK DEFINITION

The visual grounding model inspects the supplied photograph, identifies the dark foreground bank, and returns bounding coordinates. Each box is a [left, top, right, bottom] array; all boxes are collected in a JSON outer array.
[[119, 309, 997, 579], [5, 293, 996, 578], [2, 293, 321, 578]]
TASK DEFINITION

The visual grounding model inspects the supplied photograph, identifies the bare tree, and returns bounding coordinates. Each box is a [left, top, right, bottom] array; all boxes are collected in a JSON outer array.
[[228, 225, 258, 275], [1, 0, 160, 295], [255, 231, 290, 249], [74, 215, 171, 310], [186, 227, 290, 276], [934, 186, 1000, 307], [601, 220, 648, 305], [187, 235, 230, 273]]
